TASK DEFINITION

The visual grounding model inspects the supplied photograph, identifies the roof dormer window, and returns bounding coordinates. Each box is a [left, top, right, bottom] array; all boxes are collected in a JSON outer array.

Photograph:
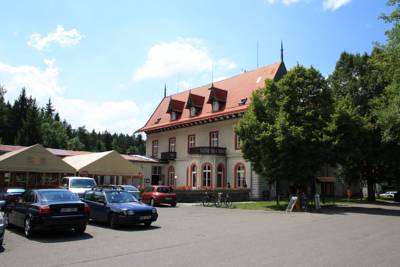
[[171, 111, 178, 121], [190, 106, 198, 117], [212, 101, 220, 112]]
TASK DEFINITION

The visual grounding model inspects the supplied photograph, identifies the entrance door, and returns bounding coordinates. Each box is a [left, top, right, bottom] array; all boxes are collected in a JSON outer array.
[[151, 166, 161, 185]]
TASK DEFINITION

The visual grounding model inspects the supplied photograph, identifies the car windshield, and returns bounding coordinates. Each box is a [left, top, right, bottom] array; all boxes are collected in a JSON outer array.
[[70, 179, 96, 188], [157, 187, 173, 193], [39, 190, 80, 202], [122, 186, 138, 191], [105, 191, 137, 203], [7, 188, 25, 194]]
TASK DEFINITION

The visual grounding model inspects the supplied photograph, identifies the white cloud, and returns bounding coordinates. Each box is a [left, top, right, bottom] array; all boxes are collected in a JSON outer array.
[[0, 59, 62, 102], [266, 0, 350, 10], [133, 38, 236, 81], [176, 80, 191, 91], [27, 25, 84, 51], [323, 0, 351, 11], [0, 60, 149, 134]]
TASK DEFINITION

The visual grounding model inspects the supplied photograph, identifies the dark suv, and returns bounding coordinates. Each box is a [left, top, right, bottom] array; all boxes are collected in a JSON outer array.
[[82, 187, 158, 229]]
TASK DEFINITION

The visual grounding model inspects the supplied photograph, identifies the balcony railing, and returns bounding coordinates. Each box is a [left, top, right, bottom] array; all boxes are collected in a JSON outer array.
[[161, 152, 177, 160], [188, 146, 226, 156]]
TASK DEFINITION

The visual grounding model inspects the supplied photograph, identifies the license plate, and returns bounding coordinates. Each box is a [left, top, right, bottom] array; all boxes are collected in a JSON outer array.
[[140, 216, 151, 220], [60, 207, 77, 213], [165, 197, 172, 200]]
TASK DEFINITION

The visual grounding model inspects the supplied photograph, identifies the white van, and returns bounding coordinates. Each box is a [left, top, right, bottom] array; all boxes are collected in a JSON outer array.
[[61, 177, 97, 197]]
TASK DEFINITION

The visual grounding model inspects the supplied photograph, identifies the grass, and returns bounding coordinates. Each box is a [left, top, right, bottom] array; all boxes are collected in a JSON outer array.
[[231, 198, 397, 212], [232, 201, 289, 211]]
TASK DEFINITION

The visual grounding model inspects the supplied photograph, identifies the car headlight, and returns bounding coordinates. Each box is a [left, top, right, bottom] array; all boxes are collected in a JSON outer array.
[[152, 208, 157, 214], [121, 209, 135, 216]]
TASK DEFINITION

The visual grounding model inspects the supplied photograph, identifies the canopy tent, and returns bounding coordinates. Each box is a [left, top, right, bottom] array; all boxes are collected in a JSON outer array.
[[0, 144, 76, 173], [63, 150, 140, 177]]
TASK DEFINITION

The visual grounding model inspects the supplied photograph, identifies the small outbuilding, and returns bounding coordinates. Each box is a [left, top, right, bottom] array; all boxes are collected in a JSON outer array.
[[0, 144, 76, 188], [63, 150, 140, 185]]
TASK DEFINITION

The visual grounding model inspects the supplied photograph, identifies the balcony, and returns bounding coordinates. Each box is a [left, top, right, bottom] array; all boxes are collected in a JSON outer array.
[[188, 146, 226, 156], [161, 152, 177, 161]]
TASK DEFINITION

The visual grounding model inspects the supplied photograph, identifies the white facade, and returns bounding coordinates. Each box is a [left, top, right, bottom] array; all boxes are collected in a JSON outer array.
[[145, 118, 267, 199]]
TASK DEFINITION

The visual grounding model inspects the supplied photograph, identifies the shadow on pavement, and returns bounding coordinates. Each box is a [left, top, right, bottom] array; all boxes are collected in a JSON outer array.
[[6, 227, 93, 243], [0, 246, 4, 253], [320, 205, 400, 217], [89, 221, 161, 232]]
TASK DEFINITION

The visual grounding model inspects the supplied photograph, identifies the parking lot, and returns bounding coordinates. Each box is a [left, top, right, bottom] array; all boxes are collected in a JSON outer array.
[[1, 203, 400, 267]]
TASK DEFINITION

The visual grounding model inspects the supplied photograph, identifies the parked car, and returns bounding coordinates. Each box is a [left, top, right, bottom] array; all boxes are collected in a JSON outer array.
[[82, 187, 157, 228], [61, 177, 97, 198], [118, 185, 141, 200], [0, 200, 5, 246], [4, 189, 89, 238], [0, 188, 26, 206], [141, 186, 177, 207], [379, 191, 397, 199]]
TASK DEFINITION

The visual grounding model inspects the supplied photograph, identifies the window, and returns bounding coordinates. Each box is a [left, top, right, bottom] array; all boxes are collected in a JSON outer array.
[[152, 140, 159, 158], [235, 133, 241, 150], [169, 137, 176, 152], [188, 135, 196, 151], [210, 131, 219, 147], [190, 106, 197, 117], [94, 191, 106, 203], [212, 101, 220, 112], [168, 166, 175, 186], [191, 164, 197, 188], [171, 111, 177, 121], [216, 164, 225, 188], [235, 163, 247, 188], [202, 163, 212, 188]]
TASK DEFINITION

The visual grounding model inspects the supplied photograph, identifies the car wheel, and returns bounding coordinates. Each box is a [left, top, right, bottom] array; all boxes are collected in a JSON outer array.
[[150, 198, 155, 207], [74, 225, 86, 234], [144, 221, 152, 227], [24, 216, 35, 238], [109, 213, 119, 229]]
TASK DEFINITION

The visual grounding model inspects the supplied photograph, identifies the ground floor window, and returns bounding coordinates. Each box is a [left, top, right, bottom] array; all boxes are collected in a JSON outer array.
[[235, 163, 247, 188], [216, 164, 225, 188], [168, 166, 175, 187], [191, 164, 197, 187], [202, 163, 212, 188]]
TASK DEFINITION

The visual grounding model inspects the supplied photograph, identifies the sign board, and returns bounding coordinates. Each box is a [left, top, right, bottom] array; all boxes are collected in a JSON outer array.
[[286, 196, 298, 212]]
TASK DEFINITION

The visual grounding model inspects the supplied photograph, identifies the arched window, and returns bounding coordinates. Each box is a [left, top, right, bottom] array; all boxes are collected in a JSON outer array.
[[235, 163, 246, 188], [168, 166, 175, 187], [191, 164, 197, 188], [216, 164, 225, 188], [202, 163, 212, 188]]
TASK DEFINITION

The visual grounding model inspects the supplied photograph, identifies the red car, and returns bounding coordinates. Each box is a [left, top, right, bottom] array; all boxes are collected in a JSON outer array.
[[141, 186, 177, 207]]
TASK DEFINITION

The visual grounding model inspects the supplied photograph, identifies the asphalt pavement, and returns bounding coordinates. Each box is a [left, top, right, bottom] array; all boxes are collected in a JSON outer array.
[[1, 202, 399, 267]]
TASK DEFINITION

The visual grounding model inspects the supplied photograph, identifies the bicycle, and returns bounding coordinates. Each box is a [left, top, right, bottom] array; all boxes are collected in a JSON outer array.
[[202, 192, 217, 207], [215, 192, 232, 208]]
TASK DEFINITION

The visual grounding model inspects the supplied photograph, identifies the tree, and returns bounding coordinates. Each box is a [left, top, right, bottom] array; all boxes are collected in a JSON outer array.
[[327, 51, 387, 200], [236, 65, 332, 205]]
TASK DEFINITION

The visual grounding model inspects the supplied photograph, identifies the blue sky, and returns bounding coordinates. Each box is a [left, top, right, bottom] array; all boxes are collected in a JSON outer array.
[[0, 0, 391, 134]]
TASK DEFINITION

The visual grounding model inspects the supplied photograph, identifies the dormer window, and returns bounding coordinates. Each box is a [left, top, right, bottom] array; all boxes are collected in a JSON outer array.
[[186, 92, 205, 117], [207, 85, 227, 113], [167, 98, 185, 121], [190, 106, 197, 117], [212, 101, 220, 112], [171, 111, 178, 121]]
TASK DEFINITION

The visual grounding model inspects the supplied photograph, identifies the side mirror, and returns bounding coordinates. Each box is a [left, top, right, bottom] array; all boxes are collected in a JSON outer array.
[[0, 200, 5, 211]]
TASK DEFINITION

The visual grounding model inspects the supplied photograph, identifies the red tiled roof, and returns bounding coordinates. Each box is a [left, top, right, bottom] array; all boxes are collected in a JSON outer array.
[[167, 99, 185, 113], [138, 62, 285, 133], [207, 86, 228, 104]]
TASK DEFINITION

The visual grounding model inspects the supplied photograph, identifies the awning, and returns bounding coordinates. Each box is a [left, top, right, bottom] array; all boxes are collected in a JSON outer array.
[[0, 144, 76, 173], [317, 176, 336, 183], [63, 150, 139, 176]]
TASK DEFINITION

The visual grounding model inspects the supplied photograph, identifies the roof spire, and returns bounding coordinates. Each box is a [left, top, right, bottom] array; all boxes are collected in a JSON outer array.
[[211, 63, 214, 87], [280, 41, 284, 62], [164, 83, 167, 98]]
